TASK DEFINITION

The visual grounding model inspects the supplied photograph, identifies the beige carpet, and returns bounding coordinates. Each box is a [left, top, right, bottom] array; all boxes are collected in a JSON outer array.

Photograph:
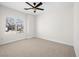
[[0, 37, 76, 57]]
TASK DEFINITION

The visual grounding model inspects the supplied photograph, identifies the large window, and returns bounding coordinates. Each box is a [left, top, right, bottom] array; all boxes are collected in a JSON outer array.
[[6, 16, 24, 33]]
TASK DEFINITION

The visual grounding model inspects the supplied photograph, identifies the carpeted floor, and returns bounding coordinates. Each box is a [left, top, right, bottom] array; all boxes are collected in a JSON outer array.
[[0, 37, 76, 57]]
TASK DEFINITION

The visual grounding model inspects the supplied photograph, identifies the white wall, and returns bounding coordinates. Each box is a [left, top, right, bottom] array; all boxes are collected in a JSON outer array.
[[0, 5, 36, 45], [73, 3, 79, 56], [36, 2, 73, 46], [26, 14, 36, 38]]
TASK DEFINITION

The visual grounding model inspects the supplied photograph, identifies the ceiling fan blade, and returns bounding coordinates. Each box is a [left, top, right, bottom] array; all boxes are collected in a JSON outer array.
[[35, 2, 42, 8], [25, 2, 34, 8], [36, 8, 44, 10], [24, 8, 33, 10]]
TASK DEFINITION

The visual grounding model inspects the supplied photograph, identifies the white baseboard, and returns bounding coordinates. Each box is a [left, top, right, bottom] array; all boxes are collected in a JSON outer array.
[[27, 35, 36, 38], [0, 35, 34, 45], [0, 37, 25, 45], [0, 35, 73, 46], [37, 35, 73, 46]]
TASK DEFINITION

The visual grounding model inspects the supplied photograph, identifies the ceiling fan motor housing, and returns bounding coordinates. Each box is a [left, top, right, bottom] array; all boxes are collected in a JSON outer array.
[[33, 2, 36, 6]]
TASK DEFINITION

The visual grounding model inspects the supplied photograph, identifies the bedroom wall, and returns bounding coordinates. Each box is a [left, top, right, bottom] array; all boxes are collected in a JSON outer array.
[[0, 5, 36, 45], [26, 14, 36, 38], [73, 2, 79, 56], [36, 2, 73, 46]]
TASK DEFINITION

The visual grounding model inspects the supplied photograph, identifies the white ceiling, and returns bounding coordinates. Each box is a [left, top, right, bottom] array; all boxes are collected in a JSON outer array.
[[0, 2, 73, 15]]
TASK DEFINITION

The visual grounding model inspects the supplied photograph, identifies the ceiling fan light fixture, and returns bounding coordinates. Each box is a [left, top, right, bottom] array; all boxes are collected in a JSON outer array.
[[34, 10, 36, 13], [24, 2, 44, 13]]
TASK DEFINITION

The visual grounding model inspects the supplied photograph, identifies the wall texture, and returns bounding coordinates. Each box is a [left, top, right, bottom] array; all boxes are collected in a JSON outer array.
[[73, 3, 79, 57], [36, 2, 73, 46], [0, 5, 36, 45]]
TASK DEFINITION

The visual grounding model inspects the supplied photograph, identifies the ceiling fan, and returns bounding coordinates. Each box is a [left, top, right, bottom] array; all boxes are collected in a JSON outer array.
[[24, 2, 44, 13]]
